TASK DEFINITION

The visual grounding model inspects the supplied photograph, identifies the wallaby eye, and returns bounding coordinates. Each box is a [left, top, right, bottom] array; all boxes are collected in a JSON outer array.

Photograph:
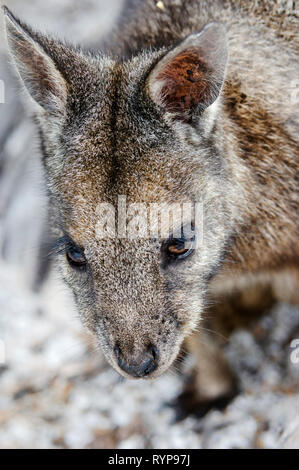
[[66, 246, 87, 270], [168, 239, 192, 257], [165, 234, 195, 261]]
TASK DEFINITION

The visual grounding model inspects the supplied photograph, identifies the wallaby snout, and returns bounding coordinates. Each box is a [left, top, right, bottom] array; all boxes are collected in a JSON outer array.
[[114, 344, 158, 378]]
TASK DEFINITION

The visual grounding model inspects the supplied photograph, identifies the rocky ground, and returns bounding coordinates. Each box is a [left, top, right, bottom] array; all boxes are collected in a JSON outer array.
[[0, 0, 298, 449], [1, 262, 299, 449]]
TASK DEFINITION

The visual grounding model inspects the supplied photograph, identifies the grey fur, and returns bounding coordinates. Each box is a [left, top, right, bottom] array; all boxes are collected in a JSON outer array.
[[3, 1, 298, 395]]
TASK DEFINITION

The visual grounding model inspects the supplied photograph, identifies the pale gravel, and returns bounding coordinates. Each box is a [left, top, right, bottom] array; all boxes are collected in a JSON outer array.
[[0, 0, 298, 449]]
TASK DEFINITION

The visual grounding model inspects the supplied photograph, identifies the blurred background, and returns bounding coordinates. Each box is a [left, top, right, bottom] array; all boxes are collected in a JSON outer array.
[[0, 0, 299, 449]]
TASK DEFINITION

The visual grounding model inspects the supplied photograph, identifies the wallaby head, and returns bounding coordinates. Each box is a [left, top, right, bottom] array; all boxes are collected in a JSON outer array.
[[3, 6, 237, 379]]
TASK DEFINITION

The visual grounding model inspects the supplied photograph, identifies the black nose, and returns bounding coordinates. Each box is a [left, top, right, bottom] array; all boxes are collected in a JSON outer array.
[[114, 345, 158, 378]]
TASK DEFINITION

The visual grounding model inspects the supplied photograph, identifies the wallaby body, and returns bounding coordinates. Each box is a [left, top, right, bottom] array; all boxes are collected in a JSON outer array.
[[4, 1, 298, 409]]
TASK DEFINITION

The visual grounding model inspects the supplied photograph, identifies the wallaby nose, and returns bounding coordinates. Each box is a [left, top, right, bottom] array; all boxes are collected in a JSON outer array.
[[114, 345, 158, 378]]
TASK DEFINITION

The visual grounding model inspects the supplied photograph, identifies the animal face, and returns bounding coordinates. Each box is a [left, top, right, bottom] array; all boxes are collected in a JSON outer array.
[[4, 7, 233, 379]]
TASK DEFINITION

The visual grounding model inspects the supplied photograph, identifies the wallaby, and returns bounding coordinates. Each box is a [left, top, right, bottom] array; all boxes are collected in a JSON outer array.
[[3, 1, 298, 414]]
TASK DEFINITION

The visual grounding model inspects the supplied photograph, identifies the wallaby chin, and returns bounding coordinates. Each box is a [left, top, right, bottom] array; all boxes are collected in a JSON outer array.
[[3, 0, 298, 406]]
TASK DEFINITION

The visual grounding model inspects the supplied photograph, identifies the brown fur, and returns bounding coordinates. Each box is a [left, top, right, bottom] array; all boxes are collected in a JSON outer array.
[[157, 50, 210, 116], [3, 0, 298, 407]]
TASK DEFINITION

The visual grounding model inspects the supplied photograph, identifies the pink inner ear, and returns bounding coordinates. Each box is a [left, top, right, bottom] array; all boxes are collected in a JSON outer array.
[[157, 49, 210, 117]]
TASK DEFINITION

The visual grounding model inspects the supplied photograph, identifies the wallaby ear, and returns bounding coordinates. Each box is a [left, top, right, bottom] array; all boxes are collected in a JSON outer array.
[[147, 22, 228, 122], [3, 6, 68, 114]]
